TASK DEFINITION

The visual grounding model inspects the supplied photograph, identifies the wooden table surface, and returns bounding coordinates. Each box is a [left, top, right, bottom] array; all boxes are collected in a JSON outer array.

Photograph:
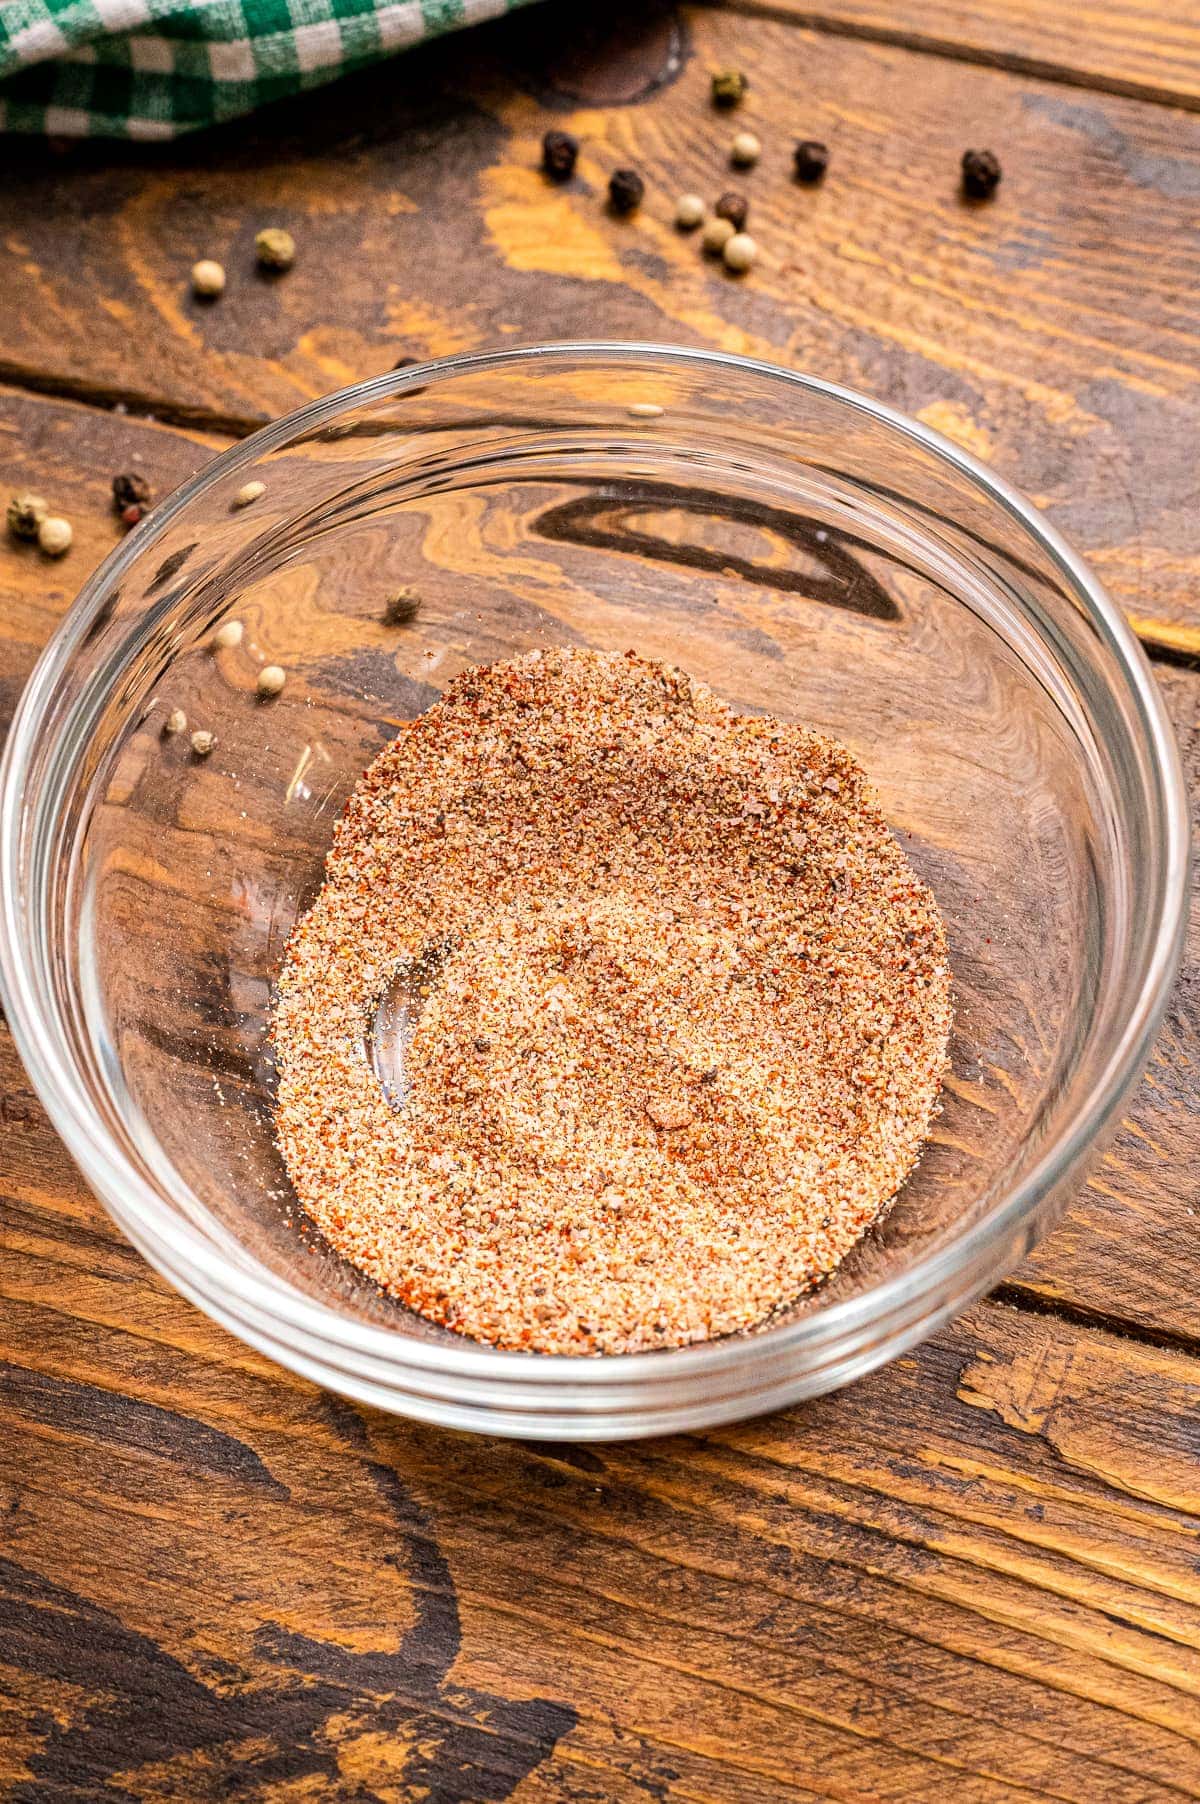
[[3, 2, 1200, 1797]]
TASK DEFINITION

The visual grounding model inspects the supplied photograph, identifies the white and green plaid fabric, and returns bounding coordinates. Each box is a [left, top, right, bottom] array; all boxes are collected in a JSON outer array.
[[0, 0, 536, 137]]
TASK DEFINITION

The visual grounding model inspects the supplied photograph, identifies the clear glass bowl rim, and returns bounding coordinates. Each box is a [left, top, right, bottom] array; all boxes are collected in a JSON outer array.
[[0, 339, 1189, 1389]]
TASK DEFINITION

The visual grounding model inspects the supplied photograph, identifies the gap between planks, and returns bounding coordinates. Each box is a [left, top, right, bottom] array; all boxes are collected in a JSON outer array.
[[699, 0, 1200, 115], [992, 1283, 1200, 1364], [0, 359, 266, 441], [1, 366, 1190, 676]]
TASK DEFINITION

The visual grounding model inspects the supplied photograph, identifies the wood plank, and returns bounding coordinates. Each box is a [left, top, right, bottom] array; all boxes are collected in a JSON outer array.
[[2, 399, 1199, 1796], [0, 390, 221, 735], [1, 1248, 1199, 1798], [740, 0, 1200, 110], [1009, 679, 1200, 1340], [0, 387, 1190, 1356], [2, 6, 1200, 638], [0, 389, 1196, 1353]]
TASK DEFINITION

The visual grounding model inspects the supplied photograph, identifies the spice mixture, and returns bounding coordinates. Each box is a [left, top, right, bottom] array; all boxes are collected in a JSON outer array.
[[272, 649, 951, 1356]]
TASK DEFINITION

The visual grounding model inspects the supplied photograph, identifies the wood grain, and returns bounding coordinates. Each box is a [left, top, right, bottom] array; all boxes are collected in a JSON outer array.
[[3, 1157, 1200, 1799], [4, 3, 1200, 1792], [2, 383, 1198, 1332], [2, 6, 1200, 638], [0, 390, 220, 735], [737, 0, 1200, 109]]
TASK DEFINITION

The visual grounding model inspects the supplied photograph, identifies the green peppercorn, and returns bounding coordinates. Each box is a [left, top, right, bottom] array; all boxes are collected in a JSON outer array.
[[711, 68, 746, 108], [7, 492, 48, 541], [384, 587, 422, 625], [255, 227, 296, 271]]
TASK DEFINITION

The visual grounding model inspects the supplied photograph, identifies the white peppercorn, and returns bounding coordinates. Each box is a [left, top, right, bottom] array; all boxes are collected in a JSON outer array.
[[37, 516, 73, 557], [256, 664, 287, 697], [191, 259, 226, 298], [675, 194, 705, 230], [730, 131, 761, 168], [233, 480, 266, 509], [190, 729, 216, 757], [212, 619, 244, 650], [722, 231, 758, 273]]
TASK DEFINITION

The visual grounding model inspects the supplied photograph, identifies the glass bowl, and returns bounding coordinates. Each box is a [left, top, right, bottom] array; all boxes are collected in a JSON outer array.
[[0, 343, 1187, 1439]]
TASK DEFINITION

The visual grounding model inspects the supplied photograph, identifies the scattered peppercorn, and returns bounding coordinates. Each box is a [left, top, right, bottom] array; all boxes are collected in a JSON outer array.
[[723, 231, 758, 274], [120, 504, 143, 528], [191, 258, 226, 299], [257, 663, 287, 697], [190, 729, 216, 757], [37, 516, 73, 557], [711, 68, 746, 108], [794, 139, 829, 183], [255, 227, 296, 271], [715, 191, 749, 232], [701, 215, 736, 256], [961, 148, 1001, 199], [730, 130, 761, 168], [541, 128, 579, 182], [608, 168, 644, 215], [233, 480, 266, 509], [675, 193, 706, 230], [163, 707, 187, 736], [212, 618, 244, 651], [628, 403, 664, 419], [112, 472, 151, 514], [7, 492, 48, 541], [384, 587, 422, 625]]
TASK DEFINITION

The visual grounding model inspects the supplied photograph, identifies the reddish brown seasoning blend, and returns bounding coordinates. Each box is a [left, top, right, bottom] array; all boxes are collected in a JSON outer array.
[[272, 649, 952, 1356]]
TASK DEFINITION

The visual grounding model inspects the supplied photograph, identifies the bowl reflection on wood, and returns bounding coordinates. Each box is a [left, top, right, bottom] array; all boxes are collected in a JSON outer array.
[[0, 343, 1187, 1438]]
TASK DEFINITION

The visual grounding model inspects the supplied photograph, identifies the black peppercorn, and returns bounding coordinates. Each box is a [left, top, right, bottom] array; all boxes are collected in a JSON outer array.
[[714, 190, 749, 232], [542, 128, 579, 182], [608, 168, 644, 215], [793, 140, 829, 184], [961, 148, 1001, 199], [112, 472, 151, 513], [711, 69, 746, 108]]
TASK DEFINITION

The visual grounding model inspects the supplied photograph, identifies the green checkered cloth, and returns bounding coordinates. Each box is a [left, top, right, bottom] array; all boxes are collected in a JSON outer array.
[[0, 0, 537, 137]]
